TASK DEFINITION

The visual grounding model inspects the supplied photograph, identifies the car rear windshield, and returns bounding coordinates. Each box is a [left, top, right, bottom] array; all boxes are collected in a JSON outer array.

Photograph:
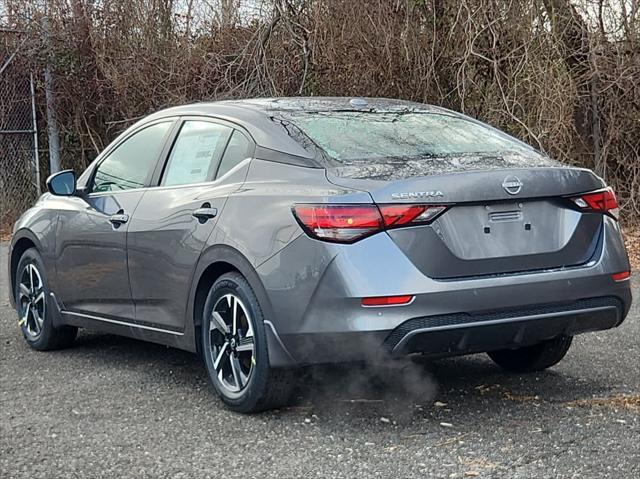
[[285, 111, 540, 162]]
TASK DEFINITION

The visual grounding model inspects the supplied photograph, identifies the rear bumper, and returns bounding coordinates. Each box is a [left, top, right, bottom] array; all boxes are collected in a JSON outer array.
[[386, 295, 624, 357], [258, 216, 632, 367], [278, 295, 629, 365]]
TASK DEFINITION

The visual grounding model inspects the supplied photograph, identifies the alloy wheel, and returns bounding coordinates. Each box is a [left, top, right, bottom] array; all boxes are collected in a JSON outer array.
[[208, 293, 255, 393], [18, 263, 46, 338]]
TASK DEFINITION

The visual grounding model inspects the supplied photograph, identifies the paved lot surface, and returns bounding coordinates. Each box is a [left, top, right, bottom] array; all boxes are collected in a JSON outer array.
[[1, 242, 638, 478]]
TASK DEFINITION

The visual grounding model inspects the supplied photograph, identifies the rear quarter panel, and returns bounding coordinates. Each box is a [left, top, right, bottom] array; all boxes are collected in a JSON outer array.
[[207, 158, 369, 337], [213, 159, 369, 267]]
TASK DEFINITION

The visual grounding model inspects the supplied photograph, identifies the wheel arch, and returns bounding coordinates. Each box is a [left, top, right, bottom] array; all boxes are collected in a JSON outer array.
[[187, 244, 296, 366], [8, 230, 43, 308], [187, 245, 276, 354]]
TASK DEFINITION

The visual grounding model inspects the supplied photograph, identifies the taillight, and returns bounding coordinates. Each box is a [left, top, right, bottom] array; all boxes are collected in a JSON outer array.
[[292, 204, 383, 243], [571, 188, 619, 218], [292, 204, 447, 243], [378, 204, 447, 227]]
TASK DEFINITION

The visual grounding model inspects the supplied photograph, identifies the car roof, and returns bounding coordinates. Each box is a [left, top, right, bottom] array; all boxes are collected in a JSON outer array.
[[154, 97, 446, 115], [140, 97, 452, 160]]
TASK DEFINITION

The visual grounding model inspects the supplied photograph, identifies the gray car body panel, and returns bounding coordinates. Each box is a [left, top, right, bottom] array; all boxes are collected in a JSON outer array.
[[8, 97, 632, 367]]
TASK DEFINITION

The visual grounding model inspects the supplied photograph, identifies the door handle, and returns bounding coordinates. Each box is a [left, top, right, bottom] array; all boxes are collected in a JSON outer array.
[[192, 203, 218, 222], [109, 211, 129, 226]]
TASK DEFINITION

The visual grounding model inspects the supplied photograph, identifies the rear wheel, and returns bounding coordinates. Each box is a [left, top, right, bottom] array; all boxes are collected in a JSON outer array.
[[488, 336, 573, 373], [15, 248, 77, 350], [201, 272, 295, 413]]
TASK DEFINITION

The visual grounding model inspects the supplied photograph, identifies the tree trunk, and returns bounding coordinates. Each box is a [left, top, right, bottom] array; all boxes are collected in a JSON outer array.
[[542, 0, 596, 163]]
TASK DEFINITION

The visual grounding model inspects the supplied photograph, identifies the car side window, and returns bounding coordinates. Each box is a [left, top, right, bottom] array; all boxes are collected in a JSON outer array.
[[161, 121, 232, 186], [216, 130, 252, 179], [92, 122, 172, 193]]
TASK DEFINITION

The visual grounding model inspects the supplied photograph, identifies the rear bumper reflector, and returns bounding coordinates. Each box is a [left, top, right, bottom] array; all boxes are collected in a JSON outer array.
[[612, 271, 631, 282], [362, 295, 414, 307]]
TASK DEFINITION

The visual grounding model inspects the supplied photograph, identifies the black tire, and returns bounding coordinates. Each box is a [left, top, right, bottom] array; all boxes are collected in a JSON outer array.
[[201, 271, 295, 413], [14, 248, 77, 350], [488, 336, 573, 373]]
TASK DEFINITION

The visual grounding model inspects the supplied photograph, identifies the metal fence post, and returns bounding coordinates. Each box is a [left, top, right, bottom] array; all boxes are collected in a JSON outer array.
[[44, 64, 61, 174], [30, 73, 41, 194], [42, 16, 61, 174]]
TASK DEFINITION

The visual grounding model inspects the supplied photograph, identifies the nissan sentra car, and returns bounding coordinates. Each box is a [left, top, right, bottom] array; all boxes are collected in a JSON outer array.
[[8, 97, 632, 412]]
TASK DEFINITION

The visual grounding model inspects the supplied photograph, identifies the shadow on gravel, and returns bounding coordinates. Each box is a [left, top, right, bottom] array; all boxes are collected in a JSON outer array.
[[67, 331, 209, 387], [64, 330, 612, 422]]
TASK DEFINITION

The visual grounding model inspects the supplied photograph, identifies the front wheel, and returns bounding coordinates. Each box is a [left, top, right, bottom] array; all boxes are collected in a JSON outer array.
[[201, 272, 295, 413], [488, 336, 573, 373], [15, 248, 77, 350]]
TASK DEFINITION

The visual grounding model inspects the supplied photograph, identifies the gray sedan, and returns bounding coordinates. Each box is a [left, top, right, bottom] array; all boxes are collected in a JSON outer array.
[[8, 97, 632, 412]]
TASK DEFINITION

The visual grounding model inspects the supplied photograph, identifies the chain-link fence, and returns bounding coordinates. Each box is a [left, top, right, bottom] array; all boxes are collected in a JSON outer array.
[[0, 30, 40, 234]]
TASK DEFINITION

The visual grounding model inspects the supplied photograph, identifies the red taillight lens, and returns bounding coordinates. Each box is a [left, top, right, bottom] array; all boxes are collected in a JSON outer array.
[[292, 204, 383, 243], [378, 204, 447, 227], [292, 204, 448, 243], [572, 188, 619, 217], [362, 295, 414, 306]]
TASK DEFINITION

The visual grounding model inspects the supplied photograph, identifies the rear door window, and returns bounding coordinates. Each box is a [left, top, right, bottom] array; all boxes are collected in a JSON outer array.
[[216, 130, 252, 179], [162, 121, 232, 186]]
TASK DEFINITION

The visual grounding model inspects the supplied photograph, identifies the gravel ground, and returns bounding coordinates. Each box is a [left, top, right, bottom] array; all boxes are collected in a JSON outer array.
[[1, 242, 638, 478]]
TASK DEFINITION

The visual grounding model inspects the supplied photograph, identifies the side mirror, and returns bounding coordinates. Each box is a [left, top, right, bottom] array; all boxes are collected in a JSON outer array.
[[46, 170, 77, 196]]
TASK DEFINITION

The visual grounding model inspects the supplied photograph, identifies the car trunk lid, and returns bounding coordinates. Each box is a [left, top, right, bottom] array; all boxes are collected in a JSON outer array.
[[326, 161, 605, 279]]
